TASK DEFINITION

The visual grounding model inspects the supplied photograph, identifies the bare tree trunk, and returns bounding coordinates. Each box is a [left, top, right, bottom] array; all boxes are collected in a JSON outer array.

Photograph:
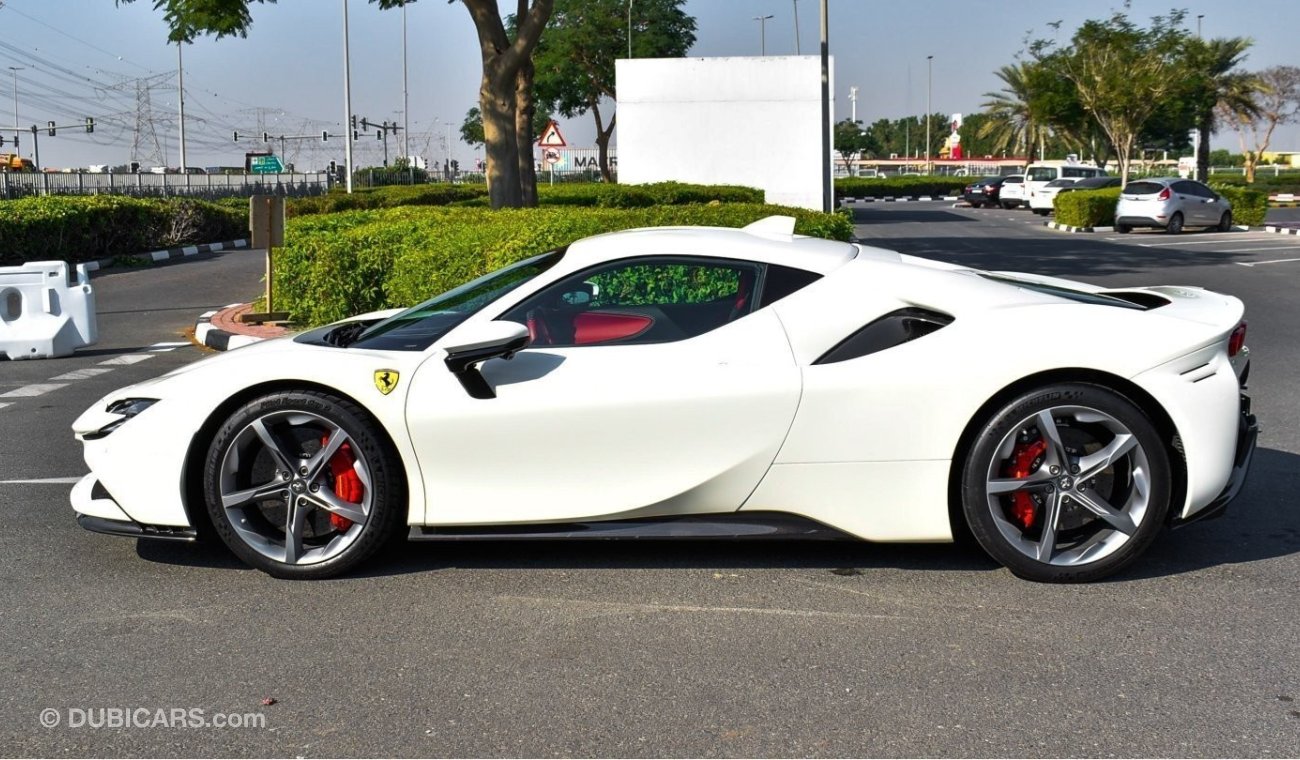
[[1196, 117, 1212, 183], [515, 58, 538, 206], [462, 0, 554, 209], [591, 102, 616, 183]]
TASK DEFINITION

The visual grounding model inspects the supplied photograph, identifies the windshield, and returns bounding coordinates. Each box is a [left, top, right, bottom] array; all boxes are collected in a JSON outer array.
[[350, 249, 565, 351]]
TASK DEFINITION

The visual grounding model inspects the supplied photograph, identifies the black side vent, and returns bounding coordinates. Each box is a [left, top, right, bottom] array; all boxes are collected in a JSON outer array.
[[1100, 291, 1171, 310], [815, 308, 954, 365]]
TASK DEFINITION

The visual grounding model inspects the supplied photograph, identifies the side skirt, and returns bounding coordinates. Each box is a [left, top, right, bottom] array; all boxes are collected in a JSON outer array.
[[409, 512, 851, 542]]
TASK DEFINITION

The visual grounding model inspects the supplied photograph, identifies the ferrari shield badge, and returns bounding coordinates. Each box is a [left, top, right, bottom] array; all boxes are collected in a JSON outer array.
[[374, 369, 400, 395]]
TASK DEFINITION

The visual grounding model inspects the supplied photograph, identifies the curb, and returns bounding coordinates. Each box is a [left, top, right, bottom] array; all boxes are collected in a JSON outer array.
[[195, 303, 271, 351], [1044, 221, 1114, 234], [840, 195, 960, 204], [83, 238, 250, 273], [1263, 225, 1300, 235]]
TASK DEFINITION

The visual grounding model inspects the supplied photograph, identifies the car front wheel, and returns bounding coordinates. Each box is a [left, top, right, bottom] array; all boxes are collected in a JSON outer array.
[[203, 390, 405, 579], [960, 383, 1172, 582], [1166, 212, 1184, 234], [1217, 211, 1233, 232]]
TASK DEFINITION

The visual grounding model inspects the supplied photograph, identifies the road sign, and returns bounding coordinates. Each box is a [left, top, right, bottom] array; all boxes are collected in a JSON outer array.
[[538, 120, 567, 148], [249, 155, 284, 174], [543, 148, 563, 166]]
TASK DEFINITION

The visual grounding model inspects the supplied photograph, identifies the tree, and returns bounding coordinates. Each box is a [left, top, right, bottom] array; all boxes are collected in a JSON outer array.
[[1033, 10, 1190, 185], [978, 63, 1051, 163], [833, 119, 871, 173], [1218, 65, 1300, 182], [1181, 37, 1257, 182], [460, 105, 552, 148], [525, 0, 695, 182], [118, 0, 554, 209]]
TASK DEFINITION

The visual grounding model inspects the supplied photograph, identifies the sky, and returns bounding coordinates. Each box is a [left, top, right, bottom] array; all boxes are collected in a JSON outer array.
[[0, 0, 1297, 171]]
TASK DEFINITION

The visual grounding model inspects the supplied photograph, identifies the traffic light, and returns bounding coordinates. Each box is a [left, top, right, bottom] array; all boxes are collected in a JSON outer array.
[[361, 117, 370, 132], [377, 130, 382, 141], [262, 132, 270, 143], [48, 120, 56, 137], [233, 131, 239, 142], [321, 130, 329, 142], [329, 159, 337, 175], [352, 130, 359, 141], [85, 117, 94, 134], [451, 159, 459, 172], [350, 114, 357, 130], [0, 135, 6, 147]]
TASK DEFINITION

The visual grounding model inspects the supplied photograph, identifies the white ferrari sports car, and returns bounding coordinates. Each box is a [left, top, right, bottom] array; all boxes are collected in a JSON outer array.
[[71, 216, 1257, 582]]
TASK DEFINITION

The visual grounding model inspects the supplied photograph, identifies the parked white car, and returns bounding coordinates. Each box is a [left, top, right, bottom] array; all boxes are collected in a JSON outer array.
[[999, 174, 1027, 208], [1029, 178, 1079, 215], [1115, 178, 1234, 234], [72, 217, 1257, 583]]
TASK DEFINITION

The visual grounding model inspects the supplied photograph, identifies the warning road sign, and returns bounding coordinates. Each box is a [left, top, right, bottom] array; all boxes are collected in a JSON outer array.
[[538, 120, 567, 148]]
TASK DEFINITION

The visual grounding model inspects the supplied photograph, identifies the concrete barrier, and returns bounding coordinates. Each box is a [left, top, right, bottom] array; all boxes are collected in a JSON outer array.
[[0, 261, 97, 360]]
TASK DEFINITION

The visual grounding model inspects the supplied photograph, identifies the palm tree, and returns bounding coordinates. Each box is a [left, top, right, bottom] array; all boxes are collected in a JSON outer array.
[[1184, 37, 1259, 181], [978, 63, 1051, 163]]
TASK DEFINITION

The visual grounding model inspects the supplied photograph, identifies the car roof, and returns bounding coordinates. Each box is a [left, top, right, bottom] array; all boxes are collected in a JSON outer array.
[[565, 223, 859, 275]]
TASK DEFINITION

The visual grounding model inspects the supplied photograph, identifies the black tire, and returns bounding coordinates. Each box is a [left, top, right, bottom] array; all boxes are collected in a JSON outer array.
[[959, 383, 1172, 583], [1000, 201, 1015, 210], [1166, 212, 1184, 234], [969, 201, 983, 208], [1217, 211, 1233, 232], [1115, 223, 1131, 234], [203, 390, 405, 579]]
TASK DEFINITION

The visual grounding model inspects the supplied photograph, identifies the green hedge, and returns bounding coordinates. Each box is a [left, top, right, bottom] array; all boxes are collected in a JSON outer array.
[[275, 204, 853, 326], [835, 176, 974, 199], [1054, 188, 1121, 227], [0, 195, 246, 265], [286, 185, 490, 217], [1210, 184, 1268, 226]]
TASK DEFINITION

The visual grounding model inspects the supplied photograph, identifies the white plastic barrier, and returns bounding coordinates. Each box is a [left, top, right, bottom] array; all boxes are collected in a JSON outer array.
[[0, 261, 97, 360]]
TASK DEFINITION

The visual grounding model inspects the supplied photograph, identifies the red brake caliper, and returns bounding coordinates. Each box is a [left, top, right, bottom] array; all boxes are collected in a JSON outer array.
[[1004, 438, 1047, 530], [321, 435, 363, 532]]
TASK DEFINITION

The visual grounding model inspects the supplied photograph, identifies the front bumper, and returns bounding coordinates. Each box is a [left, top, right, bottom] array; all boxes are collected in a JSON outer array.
[[1172, 392, 1258, 528], [71, 473, 197, 542]]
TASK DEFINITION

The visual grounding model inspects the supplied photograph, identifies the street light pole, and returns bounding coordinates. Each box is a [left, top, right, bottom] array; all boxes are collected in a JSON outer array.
[[177, 42, 187, 172], [925, 54, 933, 175], [627, 0, 633, 58], [849, 85, 858, 123], [754, 15, 773, 56], [819, 0, 830, 212], [342, 0, 354, 193], [1197, 14, 1204, 37], [8, 66, 22, 139], [402, 3, 412, 182], [792, 0, 801, 54]]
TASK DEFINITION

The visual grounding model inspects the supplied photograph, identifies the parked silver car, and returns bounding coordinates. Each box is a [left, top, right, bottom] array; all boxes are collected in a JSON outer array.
[[1115, 178, 1233, 234]]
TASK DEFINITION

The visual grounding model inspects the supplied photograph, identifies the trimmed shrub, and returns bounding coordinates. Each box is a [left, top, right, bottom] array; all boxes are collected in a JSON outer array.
[[835, 176, 973, 199], [274, 204, 853, 326], [0, 195, 245, 265], [1209, 184, 1268, 226], [286, 184, 490, 217], [1054, 188, 1121, 228]]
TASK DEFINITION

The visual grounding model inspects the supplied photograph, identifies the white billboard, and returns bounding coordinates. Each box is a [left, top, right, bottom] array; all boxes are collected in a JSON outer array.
[[615, 56, 832, 210]]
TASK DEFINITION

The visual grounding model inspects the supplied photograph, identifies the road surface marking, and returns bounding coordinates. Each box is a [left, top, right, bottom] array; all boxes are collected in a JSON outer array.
[[0, 383, 67, 398], [1135, 237, 1277, 248], [1236, 257, 1300, 267], [50, 367, 115, 381], [1214, 246, 1300, 254], [0, 477, 83, 484], [98, 354, 154, 366], [148, 342, 189, 352]]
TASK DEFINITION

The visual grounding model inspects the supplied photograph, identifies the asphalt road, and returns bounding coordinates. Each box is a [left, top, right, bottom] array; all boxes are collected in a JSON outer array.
[[1, 219, 1297, 758]]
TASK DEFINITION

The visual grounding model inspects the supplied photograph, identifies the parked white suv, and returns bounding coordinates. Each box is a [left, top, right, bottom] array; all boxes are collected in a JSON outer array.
[[1115, 178, 1233, 234], [998, 174, 1026, 208]]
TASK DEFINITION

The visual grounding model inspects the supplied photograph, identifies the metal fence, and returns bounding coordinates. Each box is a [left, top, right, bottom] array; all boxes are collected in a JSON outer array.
[[0, 171, 333, 200]]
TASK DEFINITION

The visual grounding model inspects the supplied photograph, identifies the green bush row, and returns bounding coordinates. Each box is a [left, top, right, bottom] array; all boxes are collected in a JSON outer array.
[[835, 176, 973, 199], [1210, 184, 1268, 226], [1053, 188, 1121, 227], [1053, 184, 1268, 228], [275, 204, 853, 326], [286, 185, 490, 217], [0, 195, 246, 266]]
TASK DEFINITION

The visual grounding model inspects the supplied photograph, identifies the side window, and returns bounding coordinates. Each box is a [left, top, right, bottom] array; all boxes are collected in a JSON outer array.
[[1173, 180, 1201, 196], [501, 258, 763, 348]]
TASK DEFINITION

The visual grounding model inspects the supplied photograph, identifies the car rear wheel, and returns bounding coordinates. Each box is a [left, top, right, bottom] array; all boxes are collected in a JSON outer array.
[[1217, 211, 1233, 232], [1166, 212, 1184, 234], [960, 383, 1172, 582], [1115, 223, 1131, 234], [203, 390, 404, 579], [1000, 201, 1016, 210]]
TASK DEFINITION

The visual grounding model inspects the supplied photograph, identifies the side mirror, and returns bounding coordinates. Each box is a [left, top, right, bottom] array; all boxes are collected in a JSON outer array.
[[443, 321, 530, 400]]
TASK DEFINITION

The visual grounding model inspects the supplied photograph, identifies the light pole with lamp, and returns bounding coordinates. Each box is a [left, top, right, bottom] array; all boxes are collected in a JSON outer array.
[[342, 0, 355, 193], [925, 54, 933, 175], [792, 0, 801, 54], [753, 14, 773, 56], [8, 65, 22, 134]]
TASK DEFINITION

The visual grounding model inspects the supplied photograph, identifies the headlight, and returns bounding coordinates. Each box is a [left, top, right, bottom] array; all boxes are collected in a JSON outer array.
[[85, 398, 159, 439]]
